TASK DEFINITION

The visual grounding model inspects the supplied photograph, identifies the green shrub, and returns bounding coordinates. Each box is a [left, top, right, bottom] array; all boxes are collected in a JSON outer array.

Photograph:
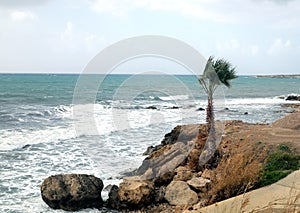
[[265, 152, 299, 171], [258, 147, 300, 187], [259, 170, 291, 186], [278, 144, 291, 152]]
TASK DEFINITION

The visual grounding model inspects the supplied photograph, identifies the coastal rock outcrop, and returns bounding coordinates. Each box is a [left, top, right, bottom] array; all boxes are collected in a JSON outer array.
[[164, 180, 198, 205], [41, 174, 103, 211], [109, 112, 300, 212], [131, 124, 200, 179], [286, 95, 300, 101]]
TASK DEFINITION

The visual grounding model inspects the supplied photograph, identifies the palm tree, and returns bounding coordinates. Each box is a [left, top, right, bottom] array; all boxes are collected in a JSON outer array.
[[199, 56, 237, 136]]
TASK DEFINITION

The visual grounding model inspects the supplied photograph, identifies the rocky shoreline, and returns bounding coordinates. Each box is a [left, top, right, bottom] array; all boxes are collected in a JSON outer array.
[[278, 94, 300, 102], [256, 74, 300, 79], [41, 110, 300, 212]]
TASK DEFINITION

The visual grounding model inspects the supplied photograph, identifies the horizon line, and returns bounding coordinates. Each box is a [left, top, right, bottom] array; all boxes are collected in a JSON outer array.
[[0, 72, 299, 76]]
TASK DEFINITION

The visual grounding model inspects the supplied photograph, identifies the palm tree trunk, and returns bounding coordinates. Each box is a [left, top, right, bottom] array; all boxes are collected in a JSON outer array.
[[206, 96, 214, 132], [206, 96, 216, 150]]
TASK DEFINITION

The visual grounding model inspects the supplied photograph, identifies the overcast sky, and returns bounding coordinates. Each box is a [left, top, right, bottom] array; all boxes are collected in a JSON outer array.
[[0, 0, 299, 75]]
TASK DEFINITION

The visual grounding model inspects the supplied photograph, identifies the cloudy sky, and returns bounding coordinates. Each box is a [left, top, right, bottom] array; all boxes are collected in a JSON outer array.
[[0, 0, 299, 75]]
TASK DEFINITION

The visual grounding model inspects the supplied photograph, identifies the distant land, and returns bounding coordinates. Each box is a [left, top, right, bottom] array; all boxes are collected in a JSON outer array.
[[256, 74, 300, 79]]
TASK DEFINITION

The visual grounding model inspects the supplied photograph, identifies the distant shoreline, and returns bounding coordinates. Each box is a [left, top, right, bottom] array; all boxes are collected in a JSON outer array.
[[256, 74, 300, 79]]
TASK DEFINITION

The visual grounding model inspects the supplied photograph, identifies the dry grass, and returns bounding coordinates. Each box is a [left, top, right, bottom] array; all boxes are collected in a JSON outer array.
[[206, 141, 269, 204]]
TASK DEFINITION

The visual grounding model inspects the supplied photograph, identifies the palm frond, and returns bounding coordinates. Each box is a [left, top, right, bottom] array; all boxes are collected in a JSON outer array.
[[213, 58, 237, 88], [198, 77, 209, 94]]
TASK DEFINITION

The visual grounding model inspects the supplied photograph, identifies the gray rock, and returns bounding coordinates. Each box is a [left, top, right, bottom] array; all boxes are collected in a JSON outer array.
[[187, 177, 211, 191], [164, 181, 198, 206], [130, 125, 199, 177], [143, 145, 162, 155], [41, 174, 103, 211], [107, 185, 120, 209], [153, 170, 175, 186], [146, 106, 157, 109], [154, 186, 166, 203]]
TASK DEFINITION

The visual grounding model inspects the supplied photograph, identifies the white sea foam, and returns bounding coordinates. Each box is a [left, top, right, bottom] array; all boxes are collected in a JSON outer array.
[[225, 97, 289, 105], [73, 103, 199, 136], [14, 105, 73, 122], [158, 94, 189, 101], [52, 105, 73, 117], [0, 126, 76, 150], [0, 97, 287, 152]]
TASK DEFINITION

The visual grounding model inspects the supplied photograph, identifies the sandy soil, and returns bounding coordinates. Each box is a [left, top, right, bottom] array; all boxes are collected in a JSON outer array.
[[188, 170, 300, 213]]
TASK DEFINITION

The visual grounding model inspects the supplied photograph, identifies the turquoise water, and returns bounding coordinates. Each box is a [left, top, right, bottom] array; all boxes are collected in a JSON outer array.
[[0, 74, 299, 212]]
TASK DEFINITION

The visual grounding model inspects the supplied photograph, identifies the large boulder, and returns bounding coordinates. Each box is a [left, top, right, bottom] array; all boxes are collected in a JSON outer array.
[[108, 177, 155, 210], [41, 174, 103, 211], [164, 181, 198, 206]]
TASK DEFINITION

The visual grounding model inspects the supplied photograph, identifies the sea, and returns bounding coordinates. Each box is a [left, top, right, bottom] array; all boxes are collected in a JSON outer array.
[[0, 74, 299, 213]]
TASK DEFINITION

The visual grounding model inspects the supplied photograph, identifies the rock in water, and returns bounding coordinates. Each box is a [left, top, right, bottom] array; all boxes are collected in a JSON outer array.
[[164, 181, 198, 206], [41, 174, 103, 211], [286, 95, 300, 101], [196, 107, 205, 111]]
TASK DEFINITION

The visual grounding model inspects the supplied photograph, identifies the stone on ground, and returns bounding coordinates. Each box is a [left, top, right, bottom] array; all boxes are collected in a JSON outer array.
[[165, 180, 198, 206], [187, 177, 211, 192]]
